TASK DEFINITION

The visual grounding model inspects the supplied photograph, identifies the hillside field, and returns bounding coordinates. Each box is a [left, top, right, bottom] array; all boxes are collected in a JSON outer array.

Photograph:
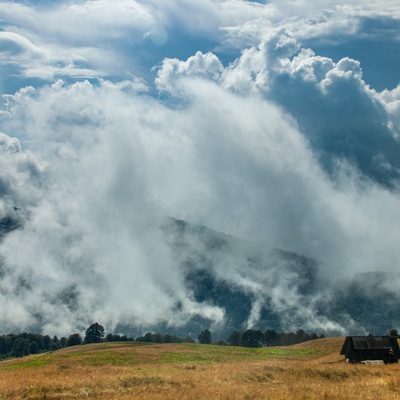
[[0, 338, 399, 399]]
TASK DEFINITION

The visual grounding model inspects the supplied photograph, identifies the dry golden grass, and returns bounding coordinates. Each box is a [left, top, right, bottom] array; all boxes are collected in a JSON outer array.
[[0, 338, 399, 399]]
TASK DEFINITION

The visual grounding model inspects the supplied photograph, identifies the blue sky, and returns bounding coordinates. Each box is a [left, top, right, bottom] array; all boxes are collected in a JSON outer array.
[[0, 0, 399, 334]]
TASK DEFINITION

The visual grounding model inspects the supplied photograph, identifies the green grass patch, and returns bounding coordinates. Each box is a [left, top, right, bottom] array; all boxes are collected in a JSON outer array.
[[262, 348, 321, 356], [159, 345, 322, 365], [184, 343, 320, 355], [60, 350, 137, 366], [0, 355, 52, 370], [160, 352, 214, 364], [60, 351, 87, 358], [0, 342, 325, 371]]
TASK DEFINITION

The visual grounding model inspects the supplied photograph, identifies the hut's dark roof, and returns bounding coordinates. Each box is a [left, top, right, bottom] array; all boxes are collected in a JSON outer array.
[[353, 336, 393, 349], [340, 336, 399, 355]]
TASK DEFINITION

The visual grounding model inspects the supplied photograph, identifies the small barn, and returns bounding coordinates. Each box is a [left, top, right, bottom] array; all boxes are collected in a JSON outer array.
[[340, 336, 400, 364]]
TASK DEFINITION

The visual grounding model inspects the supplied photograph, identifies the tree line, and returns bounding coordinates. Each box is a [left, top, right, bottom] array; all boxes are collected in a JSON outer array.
[[0, 323, 196, 359], [0, 323, 327, 359], [0, 323, 111, 359], [198, 328, 324, 347]]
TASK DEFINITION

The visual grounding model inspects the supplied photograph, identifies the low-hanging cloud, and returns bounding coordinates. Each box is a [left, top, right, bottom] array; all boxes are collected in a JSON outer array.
[[1, 67, 400, 335]]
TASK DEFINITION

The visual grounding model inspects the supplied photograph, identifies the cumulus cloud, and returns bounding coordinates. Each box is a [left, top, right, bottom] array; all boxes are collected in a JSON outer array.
[[378, 85, 400, 139], [155, 51, 224, 95], [217, 29, 400, 185], [0, 0, 271, 86], [0, 1, 398, 90]]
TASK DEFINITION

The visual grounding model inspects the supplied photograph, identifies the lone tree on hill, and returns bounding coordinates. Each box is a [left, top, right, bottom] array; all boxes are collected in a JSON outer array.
[[84, 323, 105, 344]]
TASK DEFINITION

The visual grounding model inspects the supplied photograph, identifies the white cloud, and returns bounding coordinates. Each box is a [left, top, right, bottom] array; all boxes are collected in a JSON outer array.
[[0, 1, 154, 43], [0, 79, 229, 334], [0, 131, 20, 153], [0, 1, 399, 89], [0, 0, 157, 83], [155, 51, 224, 95], [214, 29, 400, 185], [0, 131, 46, 201], [378, 85, 400, 139], [0, 31, 45, 58], [0, 30, 112, 81], [221, 1, 400, 50]]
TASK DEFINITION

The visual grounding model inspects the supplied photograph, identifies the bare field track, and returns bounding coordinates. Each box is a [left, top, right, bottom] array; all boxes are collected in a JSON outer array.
[[0, 338, 399, 399]]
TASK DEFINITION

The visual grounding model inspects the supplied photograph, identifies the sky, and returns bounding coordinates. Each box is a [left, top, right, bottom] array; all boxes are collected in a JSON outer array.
[[0, 0, 399, 336]]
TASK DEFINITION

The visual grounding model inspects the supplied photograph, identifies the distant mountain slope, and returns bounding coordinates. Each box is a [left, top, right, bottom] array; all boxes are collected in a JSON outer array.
[[156, 218, 399, 338], [0, 211, 398, 338], [0, 208, 23, 240]]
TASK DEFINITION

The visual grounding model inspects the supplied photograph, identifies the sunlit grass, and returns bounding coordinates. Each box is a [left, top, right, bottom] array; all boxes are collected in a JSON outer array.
[[0, 338, 399, 399]]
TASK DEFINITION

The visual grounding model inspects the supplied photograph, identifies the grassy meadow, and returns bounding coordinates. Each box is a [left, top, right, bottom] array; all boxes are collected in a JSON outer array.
[[0, 338, 399, 399]]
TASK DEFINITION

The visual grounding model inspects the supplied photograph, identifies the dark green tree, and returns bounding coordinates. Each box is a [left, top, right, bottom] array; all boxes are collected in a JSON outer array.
[[241, 329, 264, 348], [2, 335, 14, 356], [280, 332, 297, 346], [0, 336, 7, 356], [106, 333, 117, 342], [13, 338, 30, 357], [42, 335, 52, 351], [52, 336, 61, 350], [295, 329, 306, 342], [29, 341, 39, 354], [163, 334, 172, 343], [143, 332, 153, 343], [34, 336, 45, 351], [153, 333, 163, 343], [60, 337, 67, 347], [198, 329, 212, 344], [388, 329, 400, 337], [264, 329, 279, 347], [227, 330, 242, 346], [66, 333, 83, 347], [84, 323, 105, 344]]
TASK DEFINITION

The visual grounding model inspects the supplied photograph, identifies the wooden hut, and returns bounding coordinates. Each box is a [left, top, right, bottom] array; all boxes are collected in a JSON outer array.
[[340, 336, 400, 364]]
